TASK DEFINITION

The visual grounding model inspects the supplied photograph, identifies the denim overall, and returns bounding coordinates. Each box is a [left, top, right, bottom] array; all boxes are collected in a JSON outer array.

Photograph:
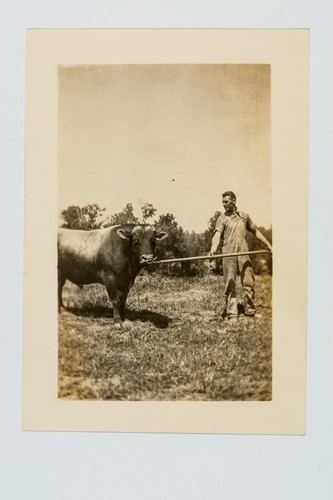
[[215, 211, 256, 319]]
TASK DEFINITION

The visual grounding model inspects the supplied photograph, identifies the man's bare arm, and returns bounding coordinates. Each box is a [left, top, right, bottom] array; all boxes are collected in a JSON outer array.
[[252, 227, 272, 252], [209, 231, 221, 255]]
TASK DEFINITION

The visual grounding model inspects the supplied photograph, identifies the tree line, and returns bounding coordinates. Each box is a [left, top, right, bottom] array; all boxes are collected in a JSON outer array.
[[60, 203, 272, 275]]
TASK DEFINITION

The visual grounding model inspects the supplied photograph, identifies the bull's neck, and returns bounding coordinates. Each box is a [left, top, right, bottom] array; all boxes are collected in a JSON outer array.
[[130, 253, 142, 274]]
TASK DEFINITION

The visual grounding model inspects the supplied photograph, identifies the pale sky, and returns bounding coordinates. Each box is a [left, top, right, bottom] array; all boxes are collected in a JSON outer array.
[[58, 64, 271, 232]]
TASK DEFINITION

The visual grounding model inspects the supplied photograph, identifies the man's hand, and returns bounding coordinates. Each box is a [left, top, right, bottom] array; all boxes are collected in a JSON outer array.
[[205, 253, 217, 271]]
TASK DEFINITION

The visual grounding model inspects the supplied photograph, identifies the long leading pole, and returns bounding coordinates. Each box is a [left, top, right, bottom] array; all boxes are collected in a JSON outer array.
[[150, 249, 271, 265]]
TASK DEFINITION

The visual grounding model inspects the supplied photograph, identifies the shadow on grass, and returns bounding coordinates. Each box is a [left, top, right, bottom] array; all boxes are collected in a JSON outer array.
[[64, 306, 114, 318], [125, 308, 171, 328], [63, 306, 171, 328]]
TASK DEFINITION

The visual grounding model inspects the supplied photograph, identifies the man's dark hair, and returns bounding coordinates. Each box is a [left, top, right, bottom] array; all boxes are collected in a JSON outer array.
[[222, 191, 236, 201]]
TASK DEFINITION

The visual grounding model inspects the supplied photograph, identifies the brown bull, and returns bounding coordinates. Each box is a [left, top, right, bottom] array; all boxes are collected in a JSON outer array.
[[57, 224, 167, 322]]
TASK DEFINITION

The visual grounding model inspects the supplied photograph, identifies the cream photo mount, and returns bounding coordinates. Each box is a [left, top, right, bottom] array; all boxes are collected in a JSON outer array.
[[23, 29, 309, 434]]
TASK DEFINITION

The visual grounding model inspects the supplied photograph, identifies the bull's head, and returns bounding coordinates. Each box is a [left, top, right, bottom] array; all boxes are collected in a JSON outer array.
[[117, 225, 167, 265]]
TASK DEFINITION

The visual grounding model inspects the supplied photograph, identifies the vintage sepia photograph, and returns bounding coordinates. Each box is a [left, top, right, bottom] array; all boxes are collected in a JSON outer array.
[[23, 29, 308, 434], [57, 64, 272, 401], [5, 1, 328, 495]]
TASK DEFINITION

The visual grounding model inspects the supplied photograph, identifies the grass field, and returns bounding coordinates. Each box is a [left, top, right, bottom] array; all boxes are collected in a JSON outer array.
[[58, 273, 272, 401]]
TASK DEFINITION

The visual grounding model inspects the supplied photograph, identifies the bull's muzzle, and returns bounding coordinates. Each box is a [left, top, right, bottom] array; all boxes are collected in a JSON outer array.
[[140, 254, 155, 265]]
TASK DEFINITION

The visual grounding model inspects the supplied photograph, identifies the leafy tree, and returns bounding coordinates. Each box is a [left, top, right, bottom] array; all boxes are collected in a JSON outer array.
[[103, 201, 157, 227], [155, 213, 177, 227], [178, 230, 207, 275], [140, 202, 157, 223], [60, 204, 106, 230], [182, 230, 206, 257], [103, 203, 139, 227], [153, 213, 207, 275]]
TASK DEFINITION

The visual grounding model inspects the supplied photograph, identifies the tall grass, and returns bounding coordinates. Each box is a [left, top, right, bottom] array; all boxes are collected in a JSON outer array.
[[58, 274, 272, 400]]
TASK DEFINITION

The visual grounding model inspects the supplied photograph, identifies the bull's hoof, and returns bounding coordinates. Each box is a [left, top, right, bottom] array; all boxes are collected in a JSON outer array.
[[113, 317, 128, 329], [113, 319, 133, 330]]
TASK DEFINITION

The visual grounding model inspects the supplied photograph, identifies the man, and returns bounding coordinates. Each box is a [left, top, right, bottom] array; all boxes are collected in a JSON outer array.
[[209, 191, 272, 321]]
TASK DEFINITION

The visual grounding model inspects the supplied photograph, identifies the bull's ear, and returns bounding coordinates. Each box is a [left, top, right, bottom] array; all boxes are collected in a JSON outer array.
[[117, 228, 132, 240], [155, 231, 168, 241]]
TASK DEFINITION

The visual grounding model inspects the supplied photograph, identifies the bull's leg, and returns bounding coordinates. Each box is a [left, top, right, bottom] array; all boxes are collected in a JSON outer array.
[[119, 291, 129, 321], [58, 275, 66, 312], [108, 291, 127, 323], [103, 278, 125, 323]]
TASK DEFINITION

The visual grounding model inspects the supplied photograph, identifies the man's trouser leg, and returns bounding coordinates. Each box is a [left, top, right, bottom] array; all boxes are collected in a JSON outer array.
[[223, 256, 238, 319], [239, 257, 256, 316]]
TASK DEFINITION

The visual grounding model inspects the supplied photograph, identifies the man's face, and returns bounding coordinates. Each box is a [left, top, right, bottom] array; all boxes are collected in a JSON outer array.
[[222, 195, 236, 214]]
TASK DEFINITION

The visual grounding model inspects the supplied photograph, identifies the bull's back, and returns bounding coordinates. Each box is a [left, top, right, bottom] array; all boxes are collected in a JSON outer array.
[[58, 228, 109, 285]]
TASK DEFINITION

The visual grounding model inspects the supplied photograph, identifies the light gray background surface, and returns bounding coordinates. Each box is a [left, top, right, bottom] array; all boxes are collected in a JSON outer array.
[[1, 1, 332, 499]]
